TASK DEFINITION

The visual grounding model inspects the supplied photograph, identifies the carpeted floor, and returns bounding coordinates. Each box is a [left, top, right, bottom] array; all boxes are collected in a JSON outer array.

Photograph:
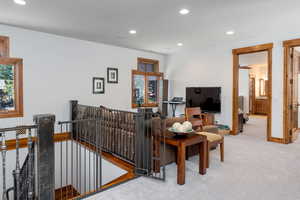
[[86, 116, 300, 200]]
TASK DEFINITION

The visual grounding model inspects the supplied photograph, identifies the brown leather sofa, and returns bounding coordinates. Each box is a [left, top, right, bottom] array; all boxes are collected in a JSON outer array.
[[162, 116, 219, 165]]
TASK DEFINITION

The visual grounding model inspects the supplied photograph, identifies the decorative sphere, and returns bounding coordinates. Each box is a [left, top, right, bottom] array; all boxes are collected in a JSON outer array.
[[182, 121, 192, 131], [172, 122, 182, 131], [177, 125, 186, 133]]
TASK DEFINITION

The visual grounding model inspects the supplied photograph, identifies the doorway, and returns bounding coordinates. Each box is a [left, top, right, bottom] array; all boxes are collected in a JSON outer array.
[[232, 43, 273, 142], [283, 39, 300, 144], [239, 55, 269, 140]]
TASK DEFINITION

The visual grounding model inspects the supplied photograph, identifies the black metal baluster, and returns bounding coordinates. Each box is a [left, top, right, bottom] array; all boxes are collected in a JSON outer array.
[[15, 130, 20, 200], [69, 123, 74, 198], [76, 120, 79, 194], [27, 128, 34, 200], [1, 132, 7, 200], [88, 121, 91, 193], [60, 124, 63, 200], [79, 121, 82, 194], [93, 121, 96, 192], [99, 119, 102, 190], [84, 121, 87, 194], [163, 117, 166, 180], [66, 124, 69, 199]]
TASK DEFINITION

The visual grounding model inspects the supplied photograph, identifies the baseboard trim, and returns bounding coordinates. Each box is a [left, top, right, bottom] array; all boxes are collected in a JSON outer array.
[[229, 130, 286, 144], [268, 137, 286, 144], [229, 130, 237, 135]]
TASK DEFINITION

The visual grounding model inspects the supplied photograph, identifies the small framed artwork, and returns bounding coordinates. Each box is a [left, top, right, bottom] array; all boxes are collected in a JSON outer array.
[[107, 68, 118, 83], [93, 77, 105, 94]]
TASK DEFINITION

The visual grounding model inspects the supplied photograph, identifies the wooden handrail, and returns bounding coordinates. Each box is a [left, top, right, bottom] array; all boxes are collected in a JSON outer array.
[[0, 125, 37, 133], [1, 132, 71, 151]]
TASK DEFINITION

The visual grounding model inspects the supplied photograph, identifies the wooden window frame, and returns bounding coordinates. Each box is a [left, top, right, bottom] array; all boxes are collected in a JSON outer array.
[[137, 57, 159, 72], [0, 58, 23, 118], [131, 58, 162, 108], [0, 36, 9, 57], [131, 70, 163, 108]]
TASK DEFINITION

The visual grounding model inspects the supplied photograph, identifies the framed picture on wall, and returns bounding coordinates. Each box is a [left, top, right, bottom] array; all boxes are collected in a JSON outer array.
[[107, 68, 118, 83], [93, 77, 105, 94]]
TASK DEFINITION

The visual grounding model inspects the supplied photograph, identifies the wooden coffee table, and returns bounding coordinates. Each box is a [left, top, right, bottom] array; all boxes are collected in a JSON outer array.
[[164, 132, 207, 185]]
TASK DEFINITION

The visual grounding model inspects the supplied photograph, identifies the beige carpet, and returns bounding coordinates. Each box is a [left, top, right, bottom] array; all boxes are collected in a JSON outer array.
[[86, 116, 300, 200], [243, 115, 268, 140]]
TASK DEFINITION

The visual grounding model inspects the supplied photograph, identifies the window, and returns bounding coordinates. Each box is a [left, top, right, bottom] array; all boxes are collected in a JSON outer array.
[[132, 58, 163, 108], [0, 58, 23, 118], [137, 57, 159, 72]]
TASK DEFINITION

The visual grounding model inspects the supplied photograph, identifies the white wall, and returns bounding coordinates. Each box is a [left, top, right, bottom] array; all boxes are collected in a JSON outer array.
[[239, 51, 268, 66], [166, 38, 285, 138], [239, 69, 249, 113], [0, 24, 166, 130]]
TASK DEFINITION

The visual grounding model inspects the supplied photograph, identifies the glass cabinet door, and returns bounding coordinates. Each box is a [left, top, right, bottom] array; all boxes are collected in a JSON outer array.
[[133, 74, 145, 106], [147, 75, 159, 104]]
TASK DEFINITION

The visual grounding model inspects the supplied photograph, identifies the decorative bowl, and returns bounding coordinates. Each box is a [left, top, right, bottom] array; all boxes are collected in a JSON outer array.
[[168, 127, 194, 136]]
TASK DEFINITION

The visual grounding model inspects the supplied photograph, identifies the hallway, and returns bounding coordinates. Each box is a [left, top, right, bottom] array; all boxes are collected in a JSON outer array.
[[242, 115, 268, 140]]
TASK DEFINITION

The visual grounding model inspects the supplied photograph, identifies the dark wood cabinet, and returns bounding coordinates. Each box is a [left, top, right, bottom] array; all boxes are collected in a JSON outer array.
[[254, 99, 268, 115]]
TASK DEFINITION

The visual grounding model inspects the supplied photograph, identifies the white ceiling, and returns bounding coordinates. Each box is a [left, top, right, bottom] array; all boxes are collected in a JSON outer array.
[[1, 0, 300, 54]]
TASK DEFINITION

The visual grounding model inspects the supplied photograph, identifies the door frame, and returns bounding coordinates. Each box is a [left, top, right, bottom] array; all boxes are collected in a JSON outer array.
[[232, 43, 274, 142], [283, 38, 300, 144], [249, 77, 256, 115]]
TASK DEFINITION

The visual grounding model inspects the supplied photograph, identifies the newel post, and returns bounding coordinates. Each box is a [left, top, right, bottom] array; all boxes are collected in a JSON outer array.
[[33, 114, 55, 200], [135, 109, 152, 175], [70, 100, 78, 121], [70, 100, 78, 138]]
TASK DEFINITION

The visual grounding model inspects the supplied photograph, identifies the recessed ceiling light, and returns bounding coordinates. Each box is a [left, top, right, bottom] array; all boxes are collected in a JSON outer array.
[[177, 43, 183, 46], [179, 9, 190, 15], [14, 0, 26, 5], [226, 30, 235, 35], [129, 30, 137, 34]]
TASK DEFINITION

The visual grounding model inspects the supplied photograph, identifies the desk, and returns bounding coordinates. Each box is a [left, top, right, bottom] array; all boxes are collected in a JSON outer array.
[[164, 132, 207, 185], [163, 101, 185, 117]]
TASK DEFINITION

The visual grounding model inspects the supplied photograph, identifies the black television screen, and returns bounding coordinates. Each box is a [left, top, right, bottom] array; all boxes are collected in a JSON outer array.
[[186, 87, 221, 113]]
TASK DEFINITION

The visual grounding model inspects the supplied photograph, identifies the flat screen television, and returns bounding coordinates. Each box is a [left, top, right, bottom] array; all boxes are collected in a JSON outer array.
[[186, 87, 221, 113]]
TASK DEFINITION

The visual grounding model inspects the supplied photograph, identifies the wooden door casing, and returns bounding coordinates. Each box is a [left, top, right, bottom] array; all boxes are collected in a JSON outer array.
[[249, 77, 256, 114], [283, 39, 300, 144], [232, 43, 273, 142], [290, 48, 300, 142]]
